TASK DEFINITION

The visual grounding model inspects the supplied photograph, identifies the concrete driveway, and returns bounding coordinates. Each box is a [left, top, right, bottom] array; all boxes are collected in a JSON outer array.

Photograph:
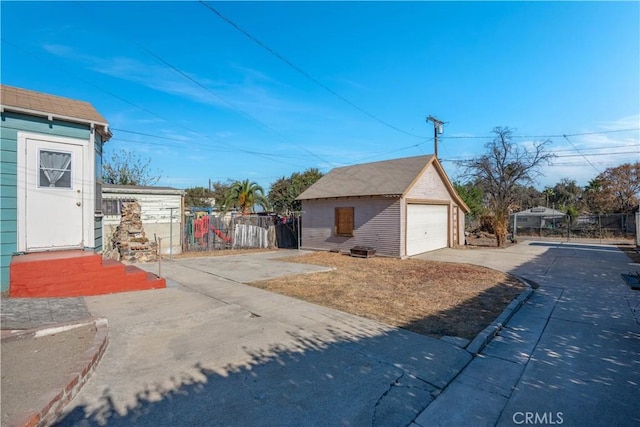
[[56, 251, 473, 426], [56, 244, 640, 426], [413, 241, 640, 426]]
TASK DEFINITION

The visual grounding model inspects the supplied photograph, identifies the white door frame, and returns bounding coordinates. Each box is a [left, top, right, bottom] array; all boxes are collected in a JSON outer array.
[[17, 132, 93, 252]]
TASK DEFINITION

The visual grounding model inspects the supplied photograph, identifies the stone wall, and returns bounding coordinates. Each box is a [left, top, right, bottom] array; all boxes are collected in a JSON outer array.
[[104, 201, 158, 262]]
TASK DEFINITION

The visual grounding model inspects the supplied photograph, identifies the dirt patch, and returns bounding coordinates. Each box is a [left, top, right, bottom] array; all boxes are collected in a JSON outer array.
[[464, 232, 514, 248], [251, 252, 525, 340]]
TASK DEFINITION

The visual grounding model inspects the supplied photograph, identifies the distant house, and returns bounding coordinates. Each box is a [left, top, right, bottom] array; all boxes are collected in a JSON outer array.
[[0, 85, 164, 296], [510, 206, 566, 229], [296, 155, 469, 258]]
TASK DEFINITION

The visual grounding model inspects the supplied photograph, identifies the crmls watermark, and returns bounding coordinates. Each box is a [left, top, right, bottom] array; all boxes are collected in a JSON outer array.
[[512, 412, 564, 425]]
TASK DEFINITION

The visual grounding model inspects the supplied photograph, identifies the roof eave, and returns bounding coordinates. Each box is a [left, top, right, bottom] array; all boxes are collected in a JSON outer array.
[[401, 157, 471, 213], [102, 185, 185, 196], [0, 105, 112, 141], [297, 194, 403, 201]]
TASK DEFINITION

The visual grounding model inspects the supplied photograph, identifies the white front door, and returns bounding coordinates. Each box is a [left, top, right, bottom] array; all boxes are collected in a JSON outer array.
[[406, 204, 449, 256], [20, 135, 86, 251]]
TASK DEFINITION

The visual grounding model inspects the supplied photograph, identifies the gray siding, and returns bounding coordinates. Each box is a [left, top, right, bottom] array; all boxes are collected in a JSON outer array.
[[0, 112, 91, 292], [301, 197, 401, 257]]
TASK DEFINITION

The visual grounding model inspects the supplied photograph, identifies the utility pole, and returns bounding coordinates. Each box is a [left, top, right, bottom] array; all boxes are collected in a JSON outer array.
[[426, 115, 444, 158]]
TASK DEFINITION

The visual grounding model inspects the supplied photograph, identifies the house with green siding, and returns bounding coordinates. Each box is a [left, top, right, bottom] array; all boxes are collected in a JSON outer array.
[[0, 85, 111, 293]]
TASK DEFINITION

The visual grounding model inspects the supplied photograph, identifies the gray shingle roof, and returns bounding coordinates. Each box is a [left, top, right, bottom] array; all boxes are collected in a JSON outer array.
[[1, 84, 108, 125], [297, 155, 435, 200], [514, 206, 566, 216]]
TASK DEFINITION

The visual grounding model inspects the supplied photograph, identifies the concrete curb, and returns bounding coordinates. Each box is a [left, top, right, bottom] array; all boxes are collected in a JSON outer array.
[[5, 318, 109, 427], [1, 318, 96, 343], [466, 277, 535, 355]]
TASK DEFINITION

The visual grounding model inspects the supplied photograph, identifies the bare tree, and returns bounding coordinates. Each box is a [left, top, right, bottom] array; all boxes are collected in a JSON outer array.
[[102, 149, 161, 186], [459, 127, 554, 246]]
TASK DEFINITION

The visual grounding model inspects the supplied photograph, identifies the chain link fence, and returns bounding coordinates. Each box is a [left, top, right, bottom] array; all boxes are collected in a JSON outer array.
[[510, 213, 636, 241]]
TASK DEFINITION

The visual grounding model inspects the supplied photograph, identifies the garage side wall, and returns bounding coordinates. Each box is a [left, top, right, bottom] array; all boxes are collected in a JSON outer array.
[[301, 197, 401, 257], [458, 211, 466, 245]]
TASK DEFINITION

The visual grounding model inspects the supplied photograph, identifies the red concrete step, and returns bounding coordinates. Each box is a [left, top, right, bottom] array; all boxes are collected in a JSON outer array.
[[10, 251, 166, 297]]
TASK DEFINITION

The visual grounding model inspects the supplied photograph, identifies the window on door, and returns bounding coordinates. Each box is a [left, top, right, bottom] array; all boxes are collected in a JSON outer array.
[[39, 150, 72, 188], [335, 207, 355, 236]]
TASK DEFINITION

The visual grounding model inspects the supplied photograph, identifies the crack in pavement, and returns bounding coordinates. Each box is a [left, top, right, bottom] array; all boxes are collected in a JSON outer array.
[[543, 255, 558, 276], [627, 298, 640, 327], [371, 370, 438, 427], [372, 369, 405, 425]]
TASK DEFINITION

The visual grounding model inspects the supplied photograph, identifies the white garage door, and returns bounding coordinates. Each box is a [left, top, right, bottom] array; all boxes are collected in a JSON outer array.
[[406, 204, 448, 256]]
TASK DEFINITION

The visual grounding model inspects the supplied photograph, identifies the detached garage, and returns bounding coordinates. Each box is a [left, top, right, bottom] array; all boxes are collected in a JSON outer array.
[[297, 155, 469, 258]]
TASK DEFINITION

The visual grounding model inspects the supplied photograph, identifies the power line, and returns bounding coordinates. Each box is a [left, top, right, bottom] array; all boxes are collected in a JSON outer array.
[[1, 37, 316, 169], [356, 139, 432, 162], [563, 134, 601, 174], [439, 128, 640, 139], [550, 144, 639, 154], [353, 134, 639, 164], [439, 150, 638, 163], [131, 41, 331, 165], [109, 130, 323, 160], [1, 38, 170, 124], [110, 128, 638, 164], [198, 0, 427, 140], [553, 150, 638, 158], [3, 38, 638, 172], [363, 128, 639, 166], [110, 125, 638, 165]]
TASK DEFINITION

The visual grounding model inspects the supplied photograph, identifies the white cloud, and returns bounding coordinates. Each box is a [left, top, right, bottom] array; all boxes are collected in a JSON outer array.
[[596, 114, 640, 131], [42, 44, 325, 124], [215, 131, 233, 139]]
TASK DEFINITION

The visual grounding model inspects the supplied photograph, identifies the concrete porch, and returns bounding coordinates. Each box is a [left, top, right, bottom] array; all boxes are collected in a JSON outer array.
[[10, 250, 164, 297]]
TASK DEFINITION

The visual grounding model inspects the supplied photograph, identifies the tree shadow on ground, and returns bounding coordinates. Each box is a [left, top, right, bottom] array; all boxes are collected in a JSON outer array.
[[55, 242, 640, 426], [402, 282, 525, 340], [55, 321, 471, 426]]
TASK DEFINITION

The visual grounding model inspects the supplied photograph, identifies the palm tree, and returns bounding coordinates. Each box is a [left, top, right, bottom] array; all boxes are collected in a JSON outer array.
[[220, 179, 270, 215], [543, 187, 554, 208]]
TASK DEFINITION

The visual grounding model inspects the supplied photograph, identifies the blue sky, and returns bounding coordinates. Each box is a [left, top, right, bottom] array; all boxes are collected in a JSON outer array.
[[2, 1, 639, 191]]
